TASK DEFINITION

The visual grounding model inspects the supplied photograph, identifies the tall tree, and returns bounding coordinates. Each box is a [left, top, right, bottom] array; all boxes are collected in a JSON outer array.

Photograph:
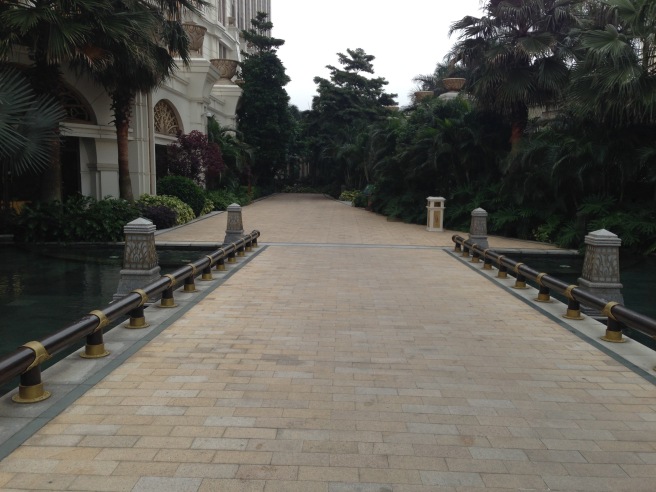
[[449, 0, 581, 148], [569, 0, 656, 126], [86, 0, 203, 201], [237, 12, 293, 187], [306, 48, 397, 188]]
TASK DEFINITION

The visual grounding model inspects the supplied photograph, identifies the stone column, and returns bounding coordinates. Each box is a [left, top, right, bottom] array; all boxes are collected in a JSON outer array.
[[578, 229, 623, 317], [114, 218, 161, 301], [223, 203, 244, 245], [468, 208, 489, 250]]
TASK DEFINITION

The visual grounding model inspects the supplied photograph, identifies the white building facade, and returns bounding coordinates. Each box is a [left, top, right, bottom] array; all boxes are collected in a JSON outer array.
[[44, 0, 271, 200]]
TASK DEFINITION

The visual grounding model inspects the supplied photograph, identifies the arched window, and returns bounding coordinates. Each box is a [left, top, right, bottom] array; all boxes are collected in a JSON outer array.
[[60, 84, 96, 124], [154, 100, 181, 135]]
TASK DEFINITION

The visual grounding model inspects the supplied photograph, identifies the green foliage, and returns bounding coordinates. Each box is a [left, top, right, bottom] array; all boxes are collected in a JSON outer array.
[[156, 175, 206, 217], [200, 198, 214, 216], [137, 194, 194, 225], [205, 186, 253, 211], [283, 185, 321, 194], [14, 195, 140, 243], [138, 204, 177, 229], [304, 48, 397, 189], [338, 190, 360, 202], [237, 12, 293, 187]]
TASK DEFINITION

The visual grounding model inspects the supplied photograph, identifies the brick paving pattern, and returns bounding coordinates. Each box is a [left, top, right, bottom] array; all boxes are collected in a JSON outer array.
[[0, 194, 654, 491]]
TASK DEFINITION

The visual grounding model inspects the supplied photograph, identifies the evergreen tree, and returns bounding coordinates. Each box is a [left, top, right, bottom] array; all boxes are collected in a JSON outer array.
[[237, 12, 293, 187], [306, 48, 397, 188]]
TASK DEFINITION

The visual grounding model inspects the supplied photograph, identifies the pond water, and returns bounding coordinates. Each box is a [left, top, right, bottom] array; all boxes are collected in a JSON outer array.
[[0, 244, 214, 396]]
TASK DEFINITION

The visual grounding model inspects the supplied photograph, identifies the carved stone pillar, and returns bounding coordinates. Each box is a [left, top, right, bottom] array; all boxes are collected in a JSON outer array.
[[468, 208, 489, 250], [223, 203, 244, 245], [114, 218, 161, 301], [578, 229, 623, 317]]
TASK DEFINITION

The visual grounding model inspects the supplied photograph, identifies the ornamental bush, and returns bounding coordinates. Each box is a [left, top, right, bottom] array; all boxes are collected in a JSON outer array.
[[205, 189, 239, 211], [136, 194, 194, 225], [157, 175, 206, 217], [14, 195, 140, 242], [200, 198, 214, 216], [138, 204, 177, 230]]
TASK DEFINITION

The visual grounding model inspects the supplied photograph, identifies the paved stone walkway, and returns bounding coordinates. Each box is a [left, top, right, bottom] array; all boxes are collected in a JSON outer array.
[[0, 194, 654, 491]]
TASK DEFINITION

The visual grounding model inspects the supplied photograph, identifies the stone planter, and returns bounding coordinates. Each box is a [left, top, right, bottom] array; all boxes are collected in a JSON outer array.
[[182, 22, 207, 52], [414, 91, 434, 102], [210, 59, 240, 80], [442, 78, 466, 91]]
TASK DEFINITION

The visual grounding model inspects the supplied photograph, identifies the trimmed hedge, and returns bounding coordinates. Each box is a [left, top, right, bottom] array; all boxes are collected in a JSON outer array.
[[157, 175, 206, 217], [137, 194, 195, 225]]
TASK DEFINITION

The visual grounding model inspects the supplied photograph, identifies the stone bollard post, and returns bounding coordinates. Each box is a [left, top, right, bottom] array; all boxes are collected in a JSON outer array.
[[114, 218, 161, 301], [577, 229, 623, 318], [468, 208, 489, 250], [223, 203, 244, 245]]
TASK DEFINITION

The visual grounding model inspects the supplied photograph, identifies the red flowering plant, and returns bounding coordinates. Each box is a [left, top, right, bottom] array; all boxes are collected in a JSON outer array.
[[167, 130, 225, 187]]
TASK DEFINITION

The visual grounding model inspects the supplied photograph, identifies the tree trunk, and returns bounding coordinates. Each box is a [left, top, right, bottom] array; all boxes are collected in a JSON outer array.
[[113, 93, 135, 202]]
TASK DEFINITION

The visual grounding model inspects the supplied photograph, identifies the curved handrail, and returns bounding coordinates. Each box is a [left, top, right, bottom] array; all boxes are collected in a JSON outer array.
[[0, 230, 260, 401], [451, 235, 656, 345]]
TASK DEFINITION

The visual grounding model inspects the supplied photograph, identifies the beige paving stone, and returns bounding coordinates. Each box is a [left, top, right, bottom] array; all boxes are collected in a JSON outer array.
[[3, 472, 77, 490], [69, 474, 140, 491], [112, 461, 179, 476], [236, 465, 298, 480], [198, 478, 265, 492], [297, 465, 358, 482]]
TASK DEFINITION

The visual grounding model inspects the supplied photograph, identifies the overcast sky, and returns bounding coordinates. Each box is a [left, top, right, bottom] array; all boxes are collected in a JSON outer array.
[[272, 0, 484, 110]]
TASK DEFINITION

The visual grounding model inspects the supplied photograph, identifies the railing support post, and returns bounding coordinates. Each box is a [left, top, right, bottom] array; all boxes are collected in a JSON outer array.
[[535, 275, 551, 303], [184, 265, 198, 292], [512, 263, 528, 289], [496, 256, 507, 279], [216, 257, 226, 271], [12, 341, 51, 403], [601, 302, 626, 343], [125, 289, 149, 329], [201, 256, 213, 281], [81, 310, 110, 358], [563, 285, 584, 320], [159, 274, 177, 308]]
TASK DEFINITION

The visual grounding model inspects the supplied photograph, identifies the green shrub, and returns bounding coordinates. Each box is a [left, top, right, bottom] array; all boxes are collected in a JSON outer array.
[[205, 189, 239, 211], [157, 175, 206, 217], [200, 198, 214, 216], [138, 204, 177, 229], [339, 190, 360, 202], [353, 193, 368, 208], [283, 184, 320, 193], [137, 194, 194, 225], [14, 195, 140, 242]]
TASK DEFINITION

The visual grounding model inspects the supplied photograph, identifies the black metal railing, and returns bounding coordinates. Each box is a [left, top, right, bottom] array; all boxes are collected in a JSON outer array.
[[0, 230, 260, 403], [452, 235, 656, 348]]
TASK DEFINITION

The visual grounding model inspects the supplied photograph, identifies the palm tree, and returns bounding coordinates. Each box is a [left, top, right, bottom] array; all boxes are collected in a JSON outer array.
[[86, 0, 202, 201], [449, 0, 581, 148], [569, 0, 656, 126], [0, 68, 66, 210], [0, 0, 142, 201]]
